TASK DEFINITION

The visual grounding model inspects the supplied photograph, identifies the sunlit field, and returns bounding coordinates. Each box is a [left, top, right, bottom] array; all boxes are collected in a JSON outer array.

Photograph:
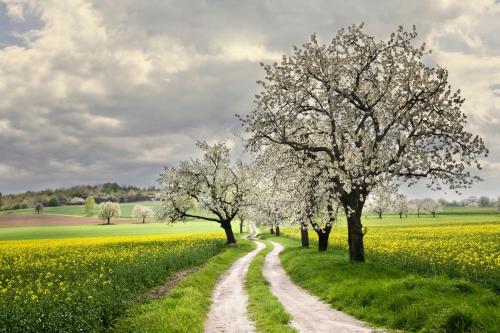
[[0, 233, 226, 332], [284, 210, 500, 291], [0, 220, 238, 241]]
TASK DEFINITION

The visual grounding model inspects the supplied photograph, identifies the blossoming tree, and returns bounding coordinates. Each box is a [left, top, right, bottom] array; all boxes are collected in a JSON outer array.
[[155, 141, 252, 245], [132, 205, 153, 223], [98, 202, 121, 225], [241, 24, 488, 261]]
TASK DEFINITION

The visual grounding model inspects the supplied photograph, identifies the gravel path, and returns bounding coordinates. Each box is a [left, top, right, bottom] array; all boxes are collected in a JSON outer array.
[[263, 241, 378, 333], [205, 240, 265, 333]]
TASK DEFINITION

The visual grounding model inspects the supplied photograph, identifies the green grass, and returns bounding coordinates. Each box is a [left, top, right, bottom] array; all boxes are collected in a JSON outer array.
[[0, 221, 246, 242], [0, 234, 226, 332], [246, 241, 296, 333], [0, 201, 158, 217], [114, 240, 255, 333], [273, 236, 500, 333]]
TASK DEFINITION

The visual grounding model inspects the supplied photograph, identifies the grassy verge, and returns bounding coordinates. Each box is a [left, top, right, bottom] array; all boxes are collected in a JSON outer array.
[[273, 236, 499, 333], [245, 241, 296, 333], [114, 240, 255, 333]]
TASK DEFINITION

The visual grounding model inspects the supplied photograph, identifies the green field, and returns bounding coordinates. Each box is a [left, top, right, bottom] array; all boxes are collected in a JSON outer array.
[[0, 207, 498, 332], [0, 201, 159, 218], [0, 221, 241, 241]]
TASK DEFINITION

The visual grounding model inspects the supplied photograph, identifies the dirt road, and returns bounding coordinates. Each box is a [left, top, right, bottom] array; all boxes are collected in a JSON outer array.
[[263, 241, 378, 333], [205, 241, 265, 333], [0, 214, 136, 227]]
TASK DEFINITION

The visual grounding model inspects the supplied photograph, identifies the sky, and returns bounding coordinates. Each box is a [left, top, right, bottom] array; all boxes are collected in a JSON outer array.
[[0, 0, 499, 200]]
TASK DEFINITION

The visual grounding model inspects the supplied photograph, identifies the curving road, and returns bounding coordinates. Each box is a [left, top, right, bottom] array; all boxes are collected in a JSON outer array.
[[204, 240, 265, 333], [263, 241, 378, 333]]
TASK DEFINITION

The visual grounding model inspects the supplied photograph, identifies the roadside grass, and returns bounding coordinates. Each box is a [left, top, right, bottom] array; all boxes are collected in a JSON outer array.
[[114, 240, 255, 333], [273, 236, 500, 333], [246, 241, 296, 333]]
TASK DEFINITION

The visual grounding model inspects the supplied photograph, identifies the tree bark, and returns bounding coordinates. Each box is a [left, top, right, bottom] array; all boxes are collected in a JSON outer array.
[[275, 226, 280, 236], [239, 220, 243, 234], [316, 224, 332, 251], [107, 217, 110, 225], [346, 210, 365, 262], [142, 217, 146, 223], [270, 227, 274, 234], [378, 212, 382, 219], [399, 213, 402, 219], [301, 226, 309, 247], [221, 221, 237, 245]]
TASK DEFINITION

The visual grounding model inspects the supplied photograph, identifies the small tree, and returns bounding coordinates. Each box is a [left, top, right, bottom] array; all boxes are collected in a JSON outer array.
[[394, 194, 409, 218], [46, 195, 60, 207], [423, 198, 441, 217], [478, 196, 490, 207], [156, 141, 252, 245], [366, 182, 396, 219], [35, 203, 44, 214], [85, 196, 96, 216], [98, 202, 121, 224], [132, 205, 153, 223], [409, 199, 425, 217]]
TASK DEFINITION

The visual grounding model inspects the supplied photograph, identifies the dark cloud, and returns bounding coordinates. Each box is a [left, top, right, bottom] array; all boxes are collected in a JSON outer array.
[[0, 0, 499, 199]]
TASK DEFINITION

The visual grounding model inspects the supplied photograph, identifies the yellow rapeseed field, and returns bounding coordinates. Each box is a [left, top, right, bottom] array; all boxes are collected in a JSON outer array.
[[0, 233, 226, 332], [284, 223, 500, 290]]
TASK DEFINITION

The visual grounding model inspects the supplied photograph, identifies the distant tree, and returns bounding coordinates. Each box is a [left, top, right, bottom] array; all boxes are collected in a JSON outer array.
[[409, 199, 425, 217], [132, 205, 153, 223], [497, 197, 500, 212], [35, 203, 44, 214], [366, 182, 396, 219], [478, 196, 490, 207], [394, 194, 409, 218], [155, 141, 253, 245], [45, 195, 60, 207], [98, 202, 121, 224], [423, 198, 442, 217], [85, 196, 96, 216]]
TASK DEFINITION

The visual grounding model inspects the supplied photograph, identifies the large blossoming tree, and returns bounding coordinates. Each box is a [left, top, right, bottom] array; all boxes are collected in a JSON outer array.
[[155, 141, 252, 245], [240, 24, 487, 262]]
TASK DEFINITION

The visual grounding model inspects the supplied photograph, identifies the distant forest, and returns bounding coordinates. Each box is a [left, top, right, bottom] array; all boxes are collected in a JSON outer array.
[[0, 183, 158, 210]]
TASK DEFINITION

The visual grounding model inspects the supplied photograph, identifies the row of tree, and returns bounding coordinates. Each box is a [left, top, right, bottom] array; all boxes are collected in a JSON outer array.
[[154, 24, 488, 263], [0, 183, 158, 211]]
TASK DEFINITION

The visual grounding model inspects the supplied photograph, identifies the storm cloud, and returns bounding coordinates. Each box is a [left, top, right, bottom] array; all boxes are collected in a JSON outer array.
[[0, 0, 499, 199]]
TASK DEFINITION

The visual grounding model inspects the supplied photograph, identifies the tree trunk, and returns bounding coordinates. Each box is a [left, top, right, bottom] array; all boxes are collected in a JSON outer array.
[[399, 213, 402, 219], [239, 220, 243, 234], [270, 227, 274, 234], [432, 212, 436, 218], [275, 226, 280, 236], [221, 221, 236, 245], [107, 217, 110, 225], [301, 226, 309, 247], [346, 210, 365, 262], [316, 225, 332, 252], [142, 217, 145, 223]]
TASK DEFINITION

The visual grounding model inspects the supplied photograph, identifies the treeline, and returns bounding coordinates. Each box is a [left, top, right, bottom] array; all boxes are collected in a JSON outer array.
[[0, 183, 158, 210], [438, 196, 498, 208]]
